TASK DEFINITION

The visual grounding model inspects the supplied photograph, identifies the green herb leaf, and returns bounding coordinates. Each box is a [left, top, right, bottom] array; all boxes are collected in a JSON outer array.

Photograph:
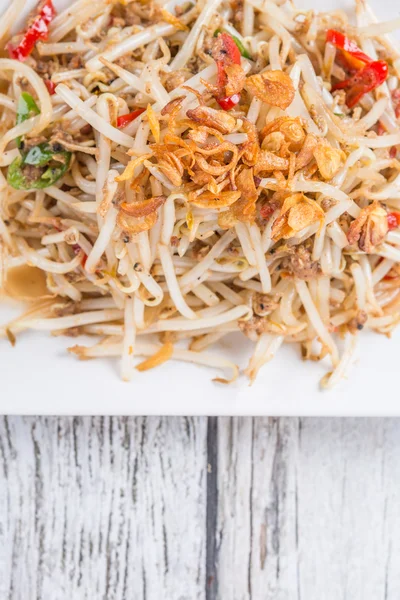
[[16, 92, 40, 147], [16, 92, 40, 124]]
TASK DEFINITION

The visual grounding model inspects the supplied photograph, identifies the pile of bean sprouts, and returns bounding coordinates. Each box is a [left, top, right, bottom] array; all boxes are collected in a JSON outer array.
[[1, 0, 400, 387]]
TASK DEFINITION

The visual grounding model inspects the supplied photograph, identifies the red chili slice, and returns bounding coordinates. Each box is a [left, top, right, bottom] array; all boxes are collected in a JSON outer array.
[[260, 203, 276, 221], [44, 79, 56, 95], [220, 32, 241, 65], [116, 108, 145, 128], [326, 30, 372, 68], [215, 33, 242, 111], [387, 212, 400, 230], [217, 94, 240, 111], [8, 0, 56, 61], [332, 60, 388, 108]]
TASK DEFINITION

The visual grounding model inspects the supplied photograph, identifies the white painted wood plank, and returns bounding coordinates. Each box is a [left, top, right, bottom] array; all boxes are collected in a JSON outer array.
[[0, 417, 207, 600], [295, 419, 400, 600], [250, 418, 299, 600], [216, 418, 400, 600], [216, 417, 254, 600]]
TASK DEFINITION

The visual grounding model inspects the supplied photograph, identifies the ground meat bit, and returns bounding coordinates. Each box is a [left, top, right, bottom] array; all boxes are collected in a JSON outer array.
[[114, 54, 141, 72], [111, 16, 127, 28], [230, 0, 244, 29], [80, 124, 92, 136], [50, 128, 74, 147], [110, 2, 148, 26], [226, 244, 240, 257], [339, 213, 351, 232], [347, 310, 368, 333], [252, 293, 279, 317], [20, 165, 44, 186], [50, 125, 91, 147], [163, 69, 191, 93], [123, 2, 157, 25], [238, 315, 270, 338], [65, 272, 84, 283], [122, 10, 141, 26], [35, 60, 58, 77], [67, 187, 87, 198], [191, 242, 210, 260], [187, 55, 205, 75], [20, 135, 47, 152], [67, 55, 83, 70], [203, 34, 221, 61], [61, 326, 82, 338], [286, 245, 320, 280], [53, 302, 77, 317]]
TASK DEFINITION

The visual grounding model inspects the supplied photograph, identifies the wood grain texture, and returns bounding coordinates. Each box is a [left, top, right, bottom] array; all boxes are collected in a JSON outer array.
[[216, 418, 400, 600], [0, 417, 207, 600], [1, 417, 400, 600]]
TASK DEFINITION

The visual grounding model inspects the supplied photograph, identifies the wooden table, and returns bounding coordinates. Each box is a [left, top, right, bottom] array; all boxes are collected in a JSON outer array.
[[1, 417, 399, 599]]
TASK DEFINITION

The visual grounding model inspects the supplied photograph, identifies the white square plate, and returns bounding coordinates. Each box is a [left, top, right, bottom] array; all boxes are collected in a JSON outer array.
[[1, 0, 399, 416]]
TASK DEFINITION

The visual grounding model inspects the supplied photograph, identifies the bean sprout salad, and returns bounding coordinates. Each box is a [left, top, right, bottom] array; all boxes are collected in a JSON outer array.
[[1, 0, 400, 386]]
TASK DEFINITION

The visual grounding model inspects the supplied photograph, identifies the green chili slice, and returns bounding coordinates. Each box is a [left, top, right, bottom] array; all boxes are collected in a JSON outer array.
[[9, 92, 72, 190], [7, 144, 71, 190]]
